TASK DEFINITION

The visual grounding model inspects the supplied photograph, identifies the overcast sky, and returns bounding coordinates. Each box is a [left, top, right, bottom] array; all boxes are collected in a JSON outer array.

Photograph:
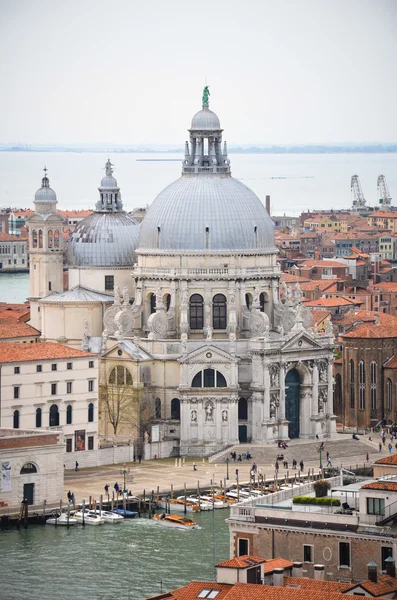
[[1, 0, 396, 145]]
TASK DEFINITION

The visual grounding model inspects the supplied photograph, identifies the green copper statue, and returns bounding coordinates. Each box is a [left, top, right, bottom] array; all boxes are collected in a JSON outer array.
[[202, 85, 210, 106]]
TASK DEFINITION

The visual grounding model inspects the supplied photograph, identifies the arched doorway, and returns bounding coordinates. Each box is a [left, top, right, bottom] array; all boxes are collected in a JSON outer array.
[[285, 369, 300, 439], [238, 398, 248, 442]]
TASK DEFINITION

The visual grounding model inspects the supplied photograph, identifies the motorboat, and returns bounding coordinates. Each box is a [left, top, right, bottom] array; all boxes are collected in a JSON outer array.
[[200, 494, 228, 509], [225, 490, 253, 501], [157, 498, 200, 512], [73, 510, 105, 525], [46, 512, 76, 526], [153, 513, 198, 530], [113, 508, 137, 518], [86, 509, 123, 523], [215, 493, 238, 505], [176, 495, 213, 511]]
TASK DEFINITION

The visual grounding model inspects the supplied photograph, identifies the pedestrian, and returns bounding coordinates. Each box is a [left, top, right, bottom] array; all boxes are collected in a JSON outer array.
[[104, 484, 109, 494], [389, 443, 393, 453], [275, 460, 279, 473], [75, 461, 79, 472], [366, 453, 369, 462], [238, 454, 242, 462], [326, 451, 329, 461], [379, 442, 382, 453], [138, 454, 142, 464], [193, 463, 197, 471], [299, 460, 304, 472], [71, 492, 75, 507], [292, 459, 297, 470], [252, 463, 257, 473], [327, 456, 332, 466], [114, 482, 119, 493], [67, 490, 72, 502]]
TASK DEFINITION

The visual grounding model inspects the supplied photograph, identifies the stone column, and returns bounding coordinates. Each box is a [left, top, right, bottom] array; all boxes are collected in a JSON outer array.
[[312, 361, 319, 418], [263, 363, 270, 421], [180, 399, 190, 445], [279, 364, 286, 419], [197, 400, 204, 444], [215, 399, 222, 444], [229, 399, 239, 444], [327, 360, 334, 415]]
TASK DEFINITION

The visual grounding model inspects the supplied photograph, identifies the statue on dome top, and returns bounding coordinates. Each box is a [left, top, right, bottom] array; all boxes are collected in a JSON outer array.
[[105, 159, 113, 177], [202, 85, 210, 106]]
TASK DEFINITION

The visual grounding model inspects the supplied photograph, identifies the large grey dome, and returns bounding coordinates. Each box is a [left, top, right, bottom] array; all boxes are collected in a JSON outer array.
[[34, 175, 57, 203], [191, 107, 221, 131], [68, 212, 140, 267], [138, 175, 275, 253]]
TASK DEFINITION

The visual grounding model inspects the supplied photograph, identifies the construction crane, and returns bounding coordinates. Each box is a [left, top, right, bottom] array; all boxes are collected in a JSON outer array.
[[351, 175, 366, 209], [377, 175, 392, 206]]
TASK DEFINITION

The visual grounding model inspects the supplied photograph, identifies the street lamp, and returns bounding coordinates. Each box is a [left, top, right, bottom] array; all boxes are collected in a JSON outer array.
[[226, 457, 229, 481], [120, 463, 131, 494], [319, 446, 323, 471]]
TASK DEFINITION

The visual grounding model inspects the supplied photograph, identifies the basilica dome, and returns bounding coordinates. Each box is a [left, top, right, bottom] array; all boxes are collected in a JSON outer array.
[[34, 174, 57, 204], [68, 161, 140, 268], [138, 92, 275, 254]]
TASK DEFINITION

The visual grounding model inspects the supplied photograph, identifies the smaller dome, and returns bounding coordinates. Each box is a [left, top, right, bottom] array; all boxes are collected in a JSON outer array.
[[191, 107, 221, 131], [100, 175, 118, 189], [34, 175, 57, 203]]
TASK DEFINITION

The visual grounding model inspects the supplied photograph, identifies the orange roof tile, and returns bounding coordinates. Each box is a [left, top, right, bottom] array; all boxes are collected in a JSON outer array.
[[263, 558, 294, 574], [385, 356, 397, 369], [369, 211, 397, 218], [310, 310, 331, 327], [0, 341, 94, 363], [217, 555, 267, 569], [374, 455, 397, 465], [300, 281, 339, 292], [304, 297, 356, 308], [283, 578, 350, 592], [299, 260, 347, 268], [0, 232, 22, 242], [58, 210, 93, 218], [362, 482, 397, 491], [280, 274, 310, 283], [345, 575, 397, 597], [0, 318, 40, 339], [374, 282, 397, 292], [342, 323, 397, 339]]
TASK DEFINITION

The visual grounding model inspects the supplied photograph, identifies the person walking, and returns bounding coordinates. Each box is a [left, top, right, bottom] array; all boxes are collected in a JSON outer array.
[[193, 463, 197, 471], [299, 460, 304, 472], [389, 443, 393, 453], [104, 484, 109, 494], [275, 460, 279, 474], [292, 459, 297, 470], [327, 455, 332, 467], [114, 482, 119, 494], [366, 453, 369, 462], [379, 442, 382, 453], [326, 451, 329, 461], [75, 461, 79, 472], [67, 490, 72, 502], [138, 454, 142, 464]]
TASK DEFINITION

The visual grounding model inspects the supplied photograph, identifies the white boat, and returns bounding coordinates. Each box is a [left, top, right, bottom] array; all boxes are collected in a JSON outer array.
[[177, 495, 213, 511], [226, 490, 253, 501], [157, 498, 200, 513], [200, 495, 228, 509], [86, 509, 123, 523], [73, 510, 105, 525], [46, 512, 76, 526]]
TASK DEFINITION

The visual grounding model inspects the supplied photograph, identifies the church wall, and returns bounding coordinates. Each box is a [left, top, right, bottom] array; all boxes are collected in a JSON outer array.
[[40, 303, 105, 347], [68, 268, 134, 295]]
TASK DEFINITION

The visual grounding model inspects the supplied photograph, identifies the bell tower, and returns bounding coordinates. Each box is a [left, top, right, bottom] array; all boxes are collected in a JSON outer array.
[[27, 169, 65, 300]]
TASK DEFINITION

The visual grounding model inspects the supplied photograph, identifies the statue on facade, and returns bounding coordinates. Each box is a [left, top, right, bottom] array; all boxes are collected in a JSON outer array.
[[122, 286, 130, 306], [202, 85, 210, 106], [81, 319, 89, 351], [143, 431, 150, 443], [105, 159, 113, 176], [222, 410, 228, 422], [114, 283, 121, 305], [205, 402, 213, 422], [101, 330, 108, 354], [206, 325, 213, 340], [191, 410, 197, 423]]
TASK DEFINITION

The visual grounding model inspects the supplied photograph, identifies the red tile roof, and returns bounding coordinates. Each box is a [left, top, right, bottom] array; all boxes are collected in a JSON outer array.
[[263, 558, 293, 574], [299, 260, 347, 268], [362, 482, 397, 491], [374, 282, 397, 292], [342, 323, 397, 339], [283, 578, 350, 592], [59, 210, 93, 218], [217, 555, 267, 569], [300, 280, 339, 292], [345, 575, 397, 597], [374, 455, 397, 465], [0, 318, 40, 339], [369, 212, 397, 218], [304, 297, 357, 308], [0, 341, 94, 363], [280, 274, 310, 283], [0, 232, 22, 242], [384, 356, 397, 369]]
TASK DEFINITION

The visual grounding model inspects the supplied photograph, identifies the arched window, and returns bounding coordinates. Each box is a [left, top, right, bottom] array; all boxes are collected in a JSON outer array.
[[245, 294, 252, 310], [54, 229, 59, 248], [238, 398, 248, 420], [359, 361, 365, 410], [20, 463, 37, 474], [191, 369, 227, 388], [32, 230, 38, 248], [189, 294, 204, 329], [155, 398, 161, 419], [171, 398, 180, 420], [260, 292, 266, 313], [370, 362, 377, 411], [66, 405, 73, 425], [88, 403, 94, 423], [334, 374, 342, 407], [150, 293, 156, 315], [35, 407, 42, 428], [48, 230, 53, 248], [38, 230, 43, 249], [213, 294, 227, 329], [164, 294, 171, 312], [49, 404, 59, 427], [387, 379, 393, 412], [13, 409, 19, 429], [349, 359, 355, 409], [108, 366, 133, 386]]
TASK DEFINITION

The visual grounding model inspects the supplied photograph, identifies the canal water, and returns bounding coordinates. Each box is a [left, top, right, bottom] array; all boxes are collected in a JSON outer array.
[[0, 509, 230, 600]]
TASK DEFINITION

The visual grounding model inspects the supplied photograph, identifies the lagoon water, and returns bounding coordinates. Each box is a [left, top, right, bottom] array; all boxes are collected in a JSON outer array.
[[0, 509, 229, 600], [1, 151, 397, 216]]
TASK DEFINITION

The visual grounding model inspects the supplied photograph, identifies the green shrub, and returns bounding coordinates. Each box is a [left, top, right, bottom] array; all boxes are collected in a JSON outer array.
[[293, 496, 340, 506]]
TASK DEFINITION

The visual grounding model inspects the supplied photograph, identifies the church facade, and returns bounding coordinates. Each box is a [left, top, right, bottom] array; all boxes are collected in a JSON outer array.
[[27, 89, 336, 456]]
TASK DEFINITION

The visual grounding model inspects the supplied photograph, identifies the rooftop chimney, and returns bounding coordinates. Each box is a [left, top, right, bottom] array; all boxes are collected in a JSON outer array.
[[385, 557, 396, 579], [266, 195, 271, 216], [292, 562, 303, 578], [367, 562, 378, 583], [273, 568, 284, 587], [314, 565, 325, 581]]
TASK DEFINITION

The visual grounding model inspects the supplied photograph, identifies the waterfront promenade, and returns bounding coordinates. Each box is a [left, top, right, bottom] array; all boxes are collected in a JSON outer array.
[[64, 435, 381, 504]]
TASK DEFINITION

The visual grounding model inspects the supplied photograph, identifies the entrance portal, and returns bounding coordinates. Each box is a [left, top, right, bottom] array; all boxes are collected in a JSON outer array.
[[238, 425, 248, 443], [285, 369, 300, 439], [23, 482, 34, 505]]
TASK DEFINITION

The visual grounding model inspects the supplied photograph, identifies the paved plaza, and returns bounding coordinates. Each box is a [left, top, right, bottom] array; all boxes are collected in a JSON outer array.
[[64, 434, 387, 505]]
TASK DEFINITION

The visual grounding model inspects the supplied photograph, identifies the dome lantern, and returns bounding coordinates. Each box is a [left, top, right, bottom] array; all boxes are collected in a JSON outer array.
[[34, 166, 58, 212], [96, 159, 123, 212]]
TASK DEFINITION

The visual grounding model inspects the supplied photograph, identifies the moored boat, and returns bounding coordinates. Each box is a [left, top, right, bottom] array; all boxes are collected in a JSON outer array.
[[86, 509, 123, 523], [113, 508, 137, 518], [153, 513, 198, 530], [46, 512, 76, 526], [73, 510, 105, 525], [177, 495, 213, 510], [157, 498, 200, 512]]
